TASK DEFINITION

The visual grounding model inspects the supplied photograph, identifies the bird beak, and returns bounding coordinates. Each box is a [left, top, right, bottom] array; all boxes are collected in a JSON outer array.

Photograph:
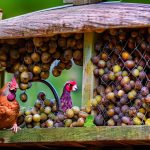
[[72, 85, 78, 91]]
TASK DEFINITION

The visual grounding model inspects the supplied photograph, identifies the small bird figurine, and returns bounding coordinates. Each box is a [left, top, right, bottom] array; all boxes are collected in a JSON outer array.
[[60, 81, 78, 112], [0, 77, 20, 133], [37, 92, 46, 107]]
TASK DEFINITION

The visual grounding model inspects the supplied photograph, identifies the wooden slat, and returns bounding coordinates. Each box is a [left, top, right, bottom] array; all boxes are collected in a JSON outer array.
[[0, 9, 4, 88], [82, 32, 96, 106], [73, 0, 102, 5], [0, 3, 150, 39], [1, 126, 150, 145], [64, 0, 102, 5]]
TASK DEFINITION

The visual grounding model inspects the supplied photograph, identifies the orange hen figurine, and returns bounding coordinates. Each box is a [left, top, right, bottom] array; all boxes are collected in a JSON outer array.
[[0, 77, 20, 133]]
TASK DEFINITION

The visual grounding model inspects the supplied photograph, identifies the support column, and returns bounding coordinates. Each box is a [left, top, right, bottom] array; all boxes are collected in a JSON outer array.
[[82, 32, 96, 107]]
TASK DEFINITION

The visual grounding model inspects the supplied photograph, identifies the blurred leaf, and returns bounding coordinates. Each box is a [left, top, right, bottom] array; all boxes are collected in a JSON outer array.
[[84, 115, 95, 127]]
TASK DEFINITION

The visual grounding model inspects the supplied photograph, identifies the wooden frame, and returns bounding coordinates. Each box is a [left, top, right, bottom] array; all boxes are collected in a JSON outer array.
[[82, 32, 96, 106], [63, 0, 102, 5], [0, 2, 150, 148], [0, 9, 4, 88], [1, 126, 150, 146]]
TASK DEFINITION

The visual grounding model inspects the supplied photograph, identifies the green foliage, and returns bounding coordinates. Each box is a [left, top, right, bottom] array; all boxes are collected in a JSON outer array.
[[84, 115, 95, 127], [0, 0, 64, 18]]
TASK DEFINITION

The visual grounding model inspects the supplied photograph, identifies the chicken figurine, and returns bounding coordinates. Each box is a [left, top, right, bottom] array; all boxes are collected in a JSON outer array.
[[0, 77, 20, 133], [60, 81, 78, 112]]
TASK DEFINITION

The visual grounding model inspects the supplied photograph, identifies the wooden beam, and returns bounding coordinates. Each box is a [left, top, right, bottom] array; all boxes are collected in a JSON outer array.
[[73, 0, 102, 5], [82, 32, 96, 107], [64, 0, 102, 5], [1, 126, 150, 145], [63, 0, 74, 3], [0, 3, 149, 39], [0, 9, 4, 88]]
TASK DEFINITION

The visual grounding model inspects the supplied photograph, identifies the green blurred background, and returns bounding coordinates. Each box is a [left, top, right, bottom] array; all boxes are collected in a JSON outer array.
[[0, 0, 149, 108], [0, 0, 64, 19]]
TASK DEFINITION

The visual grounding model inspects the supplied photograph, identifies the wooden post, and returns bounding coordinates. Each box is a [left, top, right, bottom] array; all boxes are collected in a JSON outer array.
[[63, 0, 102, 5], [82, 32, 96, 107], [0, 10, 12, 85], [0, 9, 3, 88]]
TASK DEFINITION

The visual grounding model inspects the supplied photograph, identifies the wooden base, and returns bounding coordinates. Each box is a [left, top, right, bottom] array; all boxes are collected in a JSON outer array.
[[0, 126, 150, 147]]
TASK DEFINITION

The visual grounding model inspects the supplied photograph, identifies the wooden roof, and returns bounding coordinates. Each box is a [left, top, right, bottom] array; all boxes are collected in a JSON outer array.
[[0, 2, 150, 39]]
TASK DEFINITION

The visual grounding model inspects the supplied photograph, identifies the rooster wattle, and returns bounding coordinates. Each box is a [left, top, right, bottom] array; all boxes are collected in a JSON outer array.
[[60, 81, 78, 112], [0, 77, 20, 133]]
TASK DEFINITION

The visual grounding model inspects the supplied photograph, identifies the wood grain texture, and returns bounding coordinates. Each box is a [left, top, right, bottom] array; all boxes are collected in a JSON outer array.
[[0, 126, 150, 146], [73, 0, 102, 5], [82, 32, 95, 106], [0, 2, 150, 39], [64, 0, 102, 5], [0, 10, 4, 88]]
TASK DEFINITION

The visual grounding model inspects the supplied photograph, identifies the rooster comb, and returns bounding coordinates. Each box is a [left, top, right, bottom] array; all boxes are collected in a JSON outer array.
[[66, 80, 77, 85], [10, 77, 18, 86]]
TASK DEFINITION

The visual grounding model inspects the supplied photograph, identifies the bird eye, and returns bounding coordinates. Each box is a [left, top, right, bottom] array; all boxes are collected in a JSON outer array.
[[8, 82, 11, 87], [68, 83, 73, 87]]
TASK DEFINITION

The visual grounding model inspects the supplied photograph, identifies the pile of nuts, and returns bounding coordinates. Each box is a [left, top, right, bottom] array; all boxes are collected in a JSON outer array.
[[17, 92, 89, 128], [91, 28, 150, 126], [0, 33, 83, 91]]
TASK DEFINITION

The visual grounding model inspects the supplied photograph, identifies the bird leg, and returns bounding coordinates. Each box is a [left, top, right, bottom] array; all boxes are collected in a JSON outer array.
[[11, 123, 21, 133]]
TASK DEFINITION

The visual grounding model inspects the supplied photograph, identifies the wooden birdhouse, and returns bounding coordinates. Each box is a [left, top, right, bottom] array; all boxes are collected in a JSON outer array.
[[0, 1, 150, 149]]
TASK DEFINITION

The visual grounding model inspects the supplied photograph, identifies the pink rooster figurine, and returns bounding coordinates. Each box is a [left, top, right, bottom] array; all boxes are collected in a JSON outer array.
[[60, 81, 78, 112]]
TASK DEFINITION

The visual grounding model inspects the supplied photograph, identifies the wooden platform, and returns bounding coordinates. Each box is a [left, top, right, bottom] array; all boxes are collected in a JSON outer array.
[[0, 126, 150, 148]]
